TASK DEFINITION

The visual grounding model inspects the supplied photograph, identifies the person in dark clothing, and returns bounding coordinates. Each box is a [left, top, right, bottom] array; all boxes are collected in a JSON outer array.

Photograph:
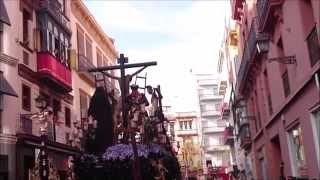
[[86, 87, 114, 155]]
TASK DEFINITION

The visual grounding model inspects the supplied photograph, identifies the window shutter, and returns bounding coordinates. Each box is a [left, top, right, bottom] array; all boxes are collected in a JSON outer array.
[[77, 30, 84, 57]]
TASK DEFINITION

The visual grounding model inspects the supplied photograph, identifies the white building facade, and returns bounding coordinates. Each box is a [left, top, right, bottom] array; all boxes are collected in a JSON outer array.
[[195, 74, 230, 172]]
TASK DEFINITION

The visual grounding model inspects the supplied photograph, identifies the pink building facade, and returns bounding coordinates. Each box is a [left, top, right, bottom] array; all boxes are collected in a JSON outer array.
[[0, 0, 118, 179], [231, 0, 320, 179]]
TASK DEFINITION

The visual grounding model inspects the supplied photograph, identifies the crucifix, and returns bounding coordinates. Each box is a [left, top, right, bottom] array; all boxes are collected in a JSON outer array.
[[88, 53, 157, 180]]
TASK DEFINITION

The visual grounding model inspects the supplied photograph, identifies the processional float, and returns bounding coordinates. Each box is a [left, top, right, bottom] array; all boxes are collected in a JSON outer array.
[[72, 54, 181, 180]]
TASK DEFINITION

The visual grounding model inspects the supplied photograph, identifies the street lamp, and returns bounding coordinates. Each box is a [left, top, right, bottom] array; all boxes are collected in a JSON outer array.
[[34, 95, 52, 180], [176, 141, 180, 154]]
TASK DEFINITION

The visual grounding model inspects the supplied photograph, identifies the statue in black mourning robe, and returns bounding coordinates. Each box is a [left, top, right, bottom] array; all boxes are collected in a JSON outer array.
[[85, 87, 114, 155]]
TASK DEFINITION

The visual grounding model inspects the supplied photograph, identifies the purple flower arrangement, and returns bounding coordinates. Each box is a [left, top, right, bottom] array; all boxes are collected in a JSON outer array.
[[102, 143, 167, 161], [74, 143, 181, 180]]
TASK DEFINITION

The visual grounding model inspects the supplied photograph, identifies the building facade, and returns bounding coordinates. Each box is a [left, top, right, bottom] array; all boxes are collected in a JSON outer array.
[[174, 111, 202, 178], [0, 0, 118, 179], [195, 74, 230, 172], [217, 12, 256, 179], [231, 0, 320, 179]]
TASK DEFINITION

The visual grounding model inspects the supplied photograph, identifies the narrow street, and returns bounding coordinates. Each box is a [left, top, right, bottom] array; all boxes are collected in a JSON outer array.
[[0, 0, 319, 180]]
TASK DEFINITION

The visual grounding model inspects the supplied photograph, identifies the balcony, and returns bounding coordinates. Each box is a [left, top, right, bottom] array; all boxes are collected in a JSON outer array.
[[201, 110, 221, 117], [18, 116, 33, 134], [17, 115, 54, 141], [231, 0, 244, 20], [238, 123, 251, 150], [77, 55, 96, 86], [221, 103, 231, 119], [203, 126, 225, 133], [204, 144, 229, 152], [38, 0, 71, 32], [197, 79, 217, 86], [37, 52, 72, 92], [218, 80, 227, 96], [235, 21, 258, 95], [256, 0, 284, 32], [199, 94, 216, 101], [224, 126, 234, 146], [176, 129, 198, 137]]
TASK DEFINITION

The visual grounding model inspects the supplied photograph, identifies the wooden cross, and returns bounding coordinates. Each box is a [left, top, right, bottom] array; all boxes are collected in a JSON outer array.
[[88, 53, 157, 180]]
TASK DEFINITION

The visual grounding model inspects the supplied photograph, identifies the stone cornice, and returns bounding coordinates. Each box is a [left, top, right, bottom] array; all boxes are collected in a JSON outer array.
[[71, 0, 118, 60]]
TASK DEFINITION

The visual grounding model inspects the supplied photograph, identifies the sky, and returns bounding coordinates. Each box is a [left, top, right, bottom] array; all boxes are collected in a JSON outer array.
[[84, 0, 230, 112]]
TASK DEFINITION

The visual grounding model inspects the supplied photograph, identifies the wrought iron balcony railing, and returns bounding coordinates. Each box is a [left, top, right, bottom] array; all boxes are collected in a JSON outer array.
[[224, 126, 234, 146], [199, 94, 216, 100], [238, 123, 251, 149], [231, 0, 244, 20], [236, 21, 257, 94], [78, 54, 96, 85], [256, 0, 284, 32], [18, 115, 54, 141], [202, 126, 225, 133], [256, 0, 268, 29], [38, 0, 71, 32], [201, 110, 221, 117]]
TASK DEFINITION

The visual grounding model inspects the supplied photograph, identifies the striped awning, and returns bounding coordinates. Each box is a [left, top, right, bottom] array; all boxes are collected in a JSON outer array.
[[0, 71, 18, 97], [0, 0, 10, 26]]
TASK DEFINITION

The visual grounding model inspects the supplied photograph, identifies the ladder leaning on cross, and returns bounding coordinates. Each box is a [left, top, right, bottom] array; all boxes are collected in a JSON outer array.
[[87, 53, 157, 180]]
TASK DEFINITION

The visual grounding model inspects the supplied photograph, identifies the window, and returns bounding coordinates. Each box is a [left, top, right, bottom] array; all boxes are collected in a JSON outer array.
[[204, 136, 210, 147], [22, 84, 31, 111], [23, 51, 29, 65], [179, 121, 183, 130], [206, 160, 212, 167], [213, 85, 218, 95], [202, 120, 208, 128], [282, 70, 290, 97], [66, 132, 70, 145], [79, 90, 89, 121], [306, 27, 320, 67], [54, 37, 60, 60], [184, 121, 188, 129], [311, 108, 320, 168], [251, 97, 258, 132], [21, 116, 32, 134], [65, 107, 71, 127], [77, 29, 85, 57], [22, 10, 30, 45], [288, 124, 307, 176], [0, 23, 3, 53], [255, 90, 262, 129], [97, 49, 102, 67], [257, 148, 268, 180], [48, 31, 53, 53], [263, 70, 273, 115], [0, 96, 2, 131], [215, 103, 221, 111], [85, 36, 92, 63], [47, 121, 54, 141], [62, 0, 66, 14], [188, 121, 192, 129]]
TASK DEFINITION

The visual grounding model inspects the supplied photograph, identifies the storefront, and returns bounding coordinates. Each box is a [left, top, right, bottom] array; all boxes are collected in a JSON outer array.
[[16, 133, 80, 180]]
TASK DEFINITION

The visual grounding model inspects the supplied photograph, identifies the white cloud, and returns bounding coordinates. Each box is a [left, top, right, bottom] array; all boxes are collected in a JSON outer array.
[[84, 0, 230, 111], [84, 1, 154, 32]]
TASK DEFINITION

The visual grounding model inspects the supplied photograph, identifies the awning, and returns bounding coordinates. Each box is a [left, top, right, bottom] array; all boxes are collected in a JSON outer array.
[[0, 71, 18, 97], [0, 0, 11, 26]]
